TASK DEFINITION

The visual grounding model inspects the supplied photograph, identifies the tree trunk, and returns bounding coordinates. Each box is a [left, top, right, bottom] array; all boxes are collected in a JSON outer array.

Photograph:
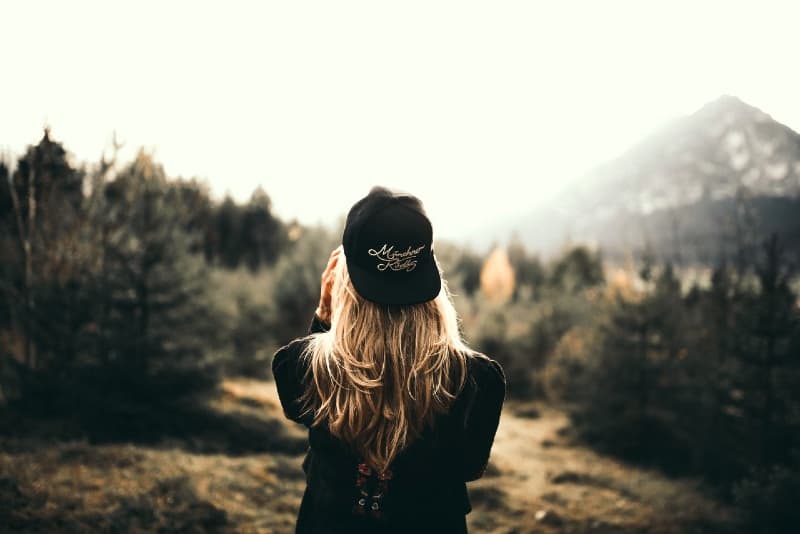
[[7, 158, 35, 371]]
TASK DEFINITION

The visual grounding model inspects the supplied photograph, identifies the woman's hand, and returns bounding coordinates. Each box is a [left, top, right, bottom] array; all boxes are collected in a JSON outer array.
[[315, 246, 342, 324]]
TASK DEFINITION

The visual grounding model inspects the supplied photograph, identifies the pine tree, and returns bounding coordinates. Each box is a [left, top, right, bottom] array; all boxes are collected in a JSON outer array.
[[737, 235, 799, 467], [88, 151, 221, 398], [241, 187, 287, 271], [0, 130, 87, 383]]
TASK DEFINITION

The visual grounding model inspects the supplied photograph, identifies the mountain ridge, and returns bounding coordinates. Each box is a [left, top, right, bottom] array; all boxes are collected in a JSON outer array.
[[471, 95, 800, 263]]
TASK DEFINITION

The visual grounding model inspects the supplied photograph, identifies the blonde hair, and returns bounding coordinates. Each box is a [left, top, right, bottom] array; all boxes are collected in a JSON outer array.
[[299, 253, 471, 472]]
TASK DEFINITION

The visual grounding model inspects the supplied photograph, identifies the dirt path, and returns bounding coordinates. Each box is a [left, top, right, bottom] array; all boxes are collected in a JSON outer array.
[[239, 379, 737, 533], [465, 402, 737, 533]]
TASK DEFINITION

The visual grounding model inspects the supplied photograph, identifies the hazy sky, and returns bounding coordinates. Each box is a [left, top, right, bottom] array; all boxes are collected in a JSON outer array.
[[2, 1, 799, 242]]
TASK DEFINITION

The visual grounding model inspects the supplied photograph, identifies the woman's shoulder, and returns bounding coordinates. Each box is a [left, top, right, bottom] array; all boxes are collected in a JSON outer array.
[[447, 349, 506, 427], [461, 349, 506, 389], [273, 314, 330, 366], [271, 335, 315, 376], [274, 335, 312, 357]]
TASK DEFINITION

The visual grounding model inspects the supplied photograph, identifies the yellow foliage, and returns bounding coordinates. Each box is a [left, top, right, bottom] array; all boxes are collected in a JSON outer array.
[[480, 247, 515, 304], [604, 266, 645, 302]]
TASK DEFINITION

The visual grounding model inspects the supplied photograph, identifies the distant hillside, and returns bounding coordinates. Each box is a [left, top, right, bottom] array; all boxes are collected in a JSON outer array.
[[494, 96, 800, 263]]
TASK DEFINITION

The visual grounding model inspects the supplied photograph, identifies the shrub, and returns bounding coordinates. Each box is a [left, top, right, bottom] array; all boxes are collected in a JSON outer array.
[[733, 453, 800, 534]]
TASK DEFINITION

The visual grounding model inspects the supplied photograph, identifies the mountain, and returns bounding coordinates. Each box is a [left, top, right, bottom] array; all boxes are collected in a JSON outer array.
[[497, 96, 800, 264]]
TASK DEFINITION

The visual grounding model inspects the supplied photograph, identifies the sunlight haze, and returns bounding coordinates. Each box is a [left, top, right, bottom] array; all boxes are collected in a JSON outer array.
[[2, 0, 799, 242]]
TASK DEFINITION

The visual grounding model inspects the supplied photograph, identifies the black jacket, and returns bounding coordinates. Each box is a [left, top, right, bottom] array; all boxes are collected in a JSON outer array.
[[272, 314, 506, 534]]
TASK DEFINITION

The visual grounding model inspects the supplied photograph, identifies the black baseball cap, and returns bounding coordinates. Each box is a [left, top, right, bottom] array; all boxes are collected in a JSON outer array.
[[342, 186, 441, 306]]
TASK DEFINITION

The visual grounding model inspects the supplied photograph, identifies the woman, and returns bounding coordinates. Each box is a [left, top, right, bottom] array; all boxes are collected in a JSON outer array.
[[272, 186, 506, 533]]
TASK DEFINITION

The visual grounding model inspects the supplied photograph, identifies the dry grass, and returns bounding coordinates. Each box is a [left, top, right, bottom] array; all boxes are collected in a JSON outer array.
[[472, 402, 742, 533], [1, 379, 739, 533]]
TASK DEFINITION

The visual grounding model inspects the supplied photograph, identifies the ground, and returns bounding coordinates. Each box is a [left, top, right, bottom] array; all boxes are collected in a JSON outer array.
[[0, 379, 739, 533]]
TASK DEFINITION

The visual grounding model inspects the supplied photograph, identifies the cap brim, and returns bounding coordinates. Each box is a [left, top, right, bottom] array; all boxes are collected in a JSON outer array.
[[346, 254, 442, 306]]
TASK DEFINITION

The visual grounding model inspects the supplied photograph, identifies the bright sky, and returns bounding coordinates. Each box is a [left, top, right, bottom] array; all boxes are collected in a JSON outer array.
[[2, 1, 799, 242]]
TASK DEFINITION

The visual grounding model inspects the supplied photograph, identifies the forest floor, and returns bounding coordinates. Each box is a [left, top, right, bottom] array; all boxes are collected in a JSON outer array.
[[0, 378, 740, 533]]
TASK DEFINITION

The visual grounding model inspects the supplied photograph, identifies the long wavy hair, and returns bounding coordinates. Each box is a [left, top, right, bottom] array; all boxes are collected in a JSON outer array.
[[299, 252, 472, 473]]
